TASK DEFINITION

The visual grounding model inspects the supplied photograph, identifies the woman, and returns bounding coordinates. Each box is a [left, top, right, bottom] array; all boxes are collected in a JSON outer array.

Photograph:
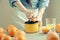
[[9, 0, 49, 29]]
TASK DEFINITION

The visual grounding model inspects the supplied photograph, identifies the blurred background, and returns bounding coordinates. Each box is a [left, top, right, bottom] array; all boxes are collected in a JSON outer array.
[[0, 0, 60, 27]]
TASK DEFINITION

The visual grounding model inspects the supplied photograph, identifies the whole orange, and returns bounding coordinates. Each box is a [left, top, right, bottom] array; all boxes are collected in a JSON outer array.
[[15, 30, 26, 37], [55, 24, 60, 33], [0, 33, 6, 40], [1, 35, 11, 40], [7, 24, 18, 37], [47, 32, 59, 40], [14, 34, 26, 40]]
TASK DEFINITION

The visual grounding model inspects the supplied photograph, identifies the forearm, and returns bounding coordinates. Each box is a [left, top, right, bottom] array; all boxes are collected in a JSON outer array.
[[14, 1, 27, 14], [38, 7, 46, 18]]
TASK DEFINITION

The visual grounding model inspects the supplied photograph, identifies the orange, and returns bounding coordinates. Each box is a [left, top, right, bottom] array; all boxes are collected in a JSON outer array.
[[14, 34, 26, 40], [0, 33, 6, 40], [0, 27, 4, 33], [15, 30, 26, 37], [7, 24, 18, 37], [55, 24, 60, 33], [1, 35, 11, 40], [7, 24, 17, 31], [47, 32, 59, 40]]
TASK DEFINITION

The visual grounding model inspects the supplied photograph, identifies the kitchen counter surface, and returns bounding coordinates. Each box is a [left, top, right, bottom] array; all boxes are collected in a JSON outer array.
[[0, 26, 48, 40], [26, 31, 47, 40], [12, 30, 47, 40]]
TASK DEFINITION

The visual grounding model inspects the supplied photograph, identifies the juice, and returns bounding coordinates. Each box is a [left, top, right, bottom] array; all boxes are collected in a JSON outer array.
[[46, 24, 55, 32], [47, 24, 55, 29]]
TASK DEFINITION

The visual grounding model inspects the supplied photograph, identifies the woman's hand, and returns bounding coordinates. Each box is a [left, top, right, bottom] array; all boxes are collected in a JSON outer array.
[[25, 10, 34, 19], [29, 14, 41, 22], [29, 15, 37, 22], [25, 10, 41, 22]]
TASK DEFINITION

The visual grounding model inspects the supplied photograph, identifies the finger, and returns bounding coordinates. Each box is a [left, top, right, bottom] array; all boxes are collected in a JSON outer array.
[[28, 17, 33, 21], [29, 19, 32, 22], [28, 14, 34, 18], [29, 11, 34, 18], [32, 16, 37, 19], [31, 18, 37, 22]]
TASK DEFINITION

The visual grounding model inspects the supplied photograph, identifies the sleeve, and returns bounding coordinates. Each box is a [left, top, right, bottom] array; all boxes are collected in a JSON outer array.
[[38, 0, 49, 8], [9, 0, 19, 7]]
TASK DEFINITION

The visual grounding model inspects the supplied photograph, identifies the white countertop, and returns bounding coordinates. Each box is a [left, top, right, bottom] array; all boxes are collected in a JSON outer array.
[[26, 30, 47, 40], [11, 30, 47, 40]]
